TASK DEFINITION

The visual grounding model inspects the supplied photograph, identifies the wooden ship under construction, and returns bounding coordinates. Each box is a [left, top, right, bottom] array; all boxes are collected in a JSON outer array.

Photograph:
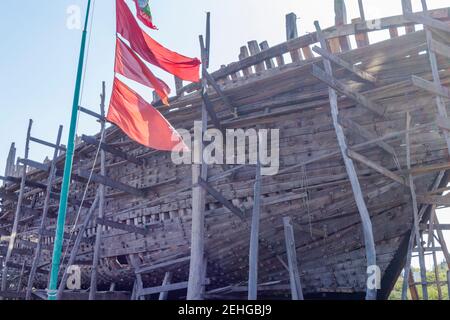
[[1, 0, 450, 300]]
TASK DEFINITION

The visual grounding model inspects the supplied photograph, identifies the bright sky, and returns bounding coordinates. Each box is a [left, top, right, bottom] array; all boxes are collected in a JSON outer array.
[[0, 0, 449, 268]]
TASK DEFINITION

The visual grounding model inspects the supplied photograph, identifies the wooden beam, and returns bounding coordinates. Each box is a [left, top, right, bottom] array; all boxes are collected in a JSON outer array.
[[136, 256, 191, 275], [96, 217, 151, 236], [201, 92, 223, 132], [286, 13, 302, 62], [334, 0, 351, 52], [203, 67, 236, 115], [1, 119, 32, 295], [412, 75, 450, 99], [338, 115, 397, 157], [347, 149, 406, 185], [248, 163, 262, 300], [259, 41, 275, 69], [283, 217, 304, 300], [430, 38, 450, 59], [417, 195, 450, 206], [17, 158, 49, 172], [315, 21, 377, 300], [198, 178, 245, 218], [313, 46, 376, 83], [0, 176, 47, 190], [405, 12, 450, 33], [159, 272, 173, 300], [311, 65, 386, 117], [408, 162, 450, 176], [247, 41, 265, 73], [81, 135, 143, 166], [77, 169, 145, 197], [78, 106, 105, 122]]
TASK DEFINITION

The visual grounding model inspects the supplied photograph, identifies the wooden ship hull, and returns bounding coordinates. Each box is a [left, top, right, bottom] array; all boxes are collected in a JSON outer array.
[[1, 6, 450, 300]]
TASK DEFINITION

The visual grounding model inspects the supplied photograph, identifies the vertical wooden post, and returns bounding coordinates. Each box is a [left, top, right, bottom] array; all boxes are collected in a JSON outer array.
[[57, 193, 100, 300], [187, 15, 210, 300], [314, 21, 377, 300], [402, 0, 416, 33], [286, 13, 302, 62], [431, 235, 442, 300], [4, 143, 16, 179], [158, 272, 173, 300], [335, 0, 351, 51], [352, 18, 370, 48], [130, 255, 144, 300], [406, 112, 428, 300], [259, 41, 275, 69], [175, 77, 184, 97], [248, 162, 262, 300], [247, 41, 265, 73], [1, 119, 32, 295], [239, 46, 252, 76], [25, 125, 64, 300], [283, 217, 304, 300], [358, 0, 366, 21], [89, 81, 107, 300]]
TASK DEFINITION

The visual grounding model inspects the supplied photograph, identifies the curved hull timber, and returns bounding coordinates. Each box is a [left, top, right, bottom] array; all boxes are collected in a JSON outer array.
[[1, 8, 450, 299]]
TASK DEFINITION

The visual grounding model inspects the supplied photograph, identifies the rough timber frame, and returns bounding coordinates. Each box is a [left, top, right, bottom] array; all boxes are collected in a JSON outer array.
[[1, 0, 450, 301]]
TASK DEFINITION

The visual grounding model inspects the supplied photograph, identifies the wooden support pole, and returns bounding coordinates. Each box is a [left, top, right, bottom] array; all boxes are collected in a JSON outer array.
[[358, 0, 365, 21], [314, 21, 377, 300], [402, 0, 416, 33], [248, 162, 262, 300], [286, 13, 302, 62], [56, 193, 100, 300], [1, 119, 32, 296], [283, 217, 304, 300], [431, 235, 443, 300], [4, 143, 16, 180], [89, 81, 106, 301], [334, 0, 351, 52], [158, 272, 173, 300], [130, 255, 144, 300], [248, 41, 265, 73], [406, 112, 428, 300], [259, 41, 275, 69], [187, 22, 210, 301], [26, 125, 63, 300]]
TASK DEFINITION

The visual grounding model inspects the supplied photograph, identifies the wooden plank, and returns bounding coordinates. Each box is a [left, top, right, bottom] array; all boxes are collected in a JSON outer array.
[[283, 217, 304, 300], [430, 38, 450, 59], [81, 135, 143, 165], [25, 126, 63, 300], [136, 256, 191, 274], [352, 18, 369, 48], [29, 136, 66, 152], [406, 112, 428, 300], [141, 281, 189, 296], [312, 46, 376, 83], [248, 163, 261, 300], [17, 158, 49, 173], [77, 169, 145, 197], [129, 255, 144, 301], [334, 0, 351, 52], [286, 13, 302, 62], [203, 67, 236, 116], [417, 195, 450, 206], [402, 0, 416, 33], [0, 176, 47, 190], [405, 12, 450, 33], [412, 75, 450, 99], [202, 91, 224, 132], [89, 82, 106, 301], [338, 115, 396, 157], [198, 178, 245, 218], [248, 41, 265, 72], [96, 217, 151, 236], [347, 149, 406, 185], [1, 119, 32, 295], [78, 106, 105, 122], [315, 21, 377, 300], [408, 162, 450, 176], [311, 65, 386, 117], [259, 41, 275, 69], [159, 272, 173, 300]]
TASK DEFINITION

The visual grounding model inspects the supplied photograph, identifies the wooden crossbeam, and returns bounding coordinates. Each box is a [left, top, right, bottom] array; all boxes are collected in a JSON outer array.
[[77, 169, 145, 197], [135, 256, 191, 275], [338, 115, 397, 157], [405, 12, 450, 33], [203, 67, 236, 115], [417, 194, 450, 206], [81, 135, 143, 166], [312, 46, 376, 83], [0, 246, 33, 256], [6, 262, 48, 275], [407, 162, 450, 176], [347, 149, 406, 185], [412, 76, 450, 99], [140, 279, 210, 296], [198, 178, 246, 218], [96, 217, 152, 236], [311, 65, 386, 117], [78, 106, 105, 122], [30, 136, 66, 151], [0, 176, 47, 190], [421, 224, 450, 231], [40, 229, 91, 244], [430, 38, 450, 59], [17, 158, 50, 172], [201, 92, 223, 132]]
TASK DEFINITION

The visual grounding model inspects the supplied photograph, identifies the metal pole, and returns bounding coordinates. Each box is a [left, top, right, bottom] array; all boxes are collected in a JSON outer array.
[[47, 0, 92, 300], [248, 162, 261, 300]]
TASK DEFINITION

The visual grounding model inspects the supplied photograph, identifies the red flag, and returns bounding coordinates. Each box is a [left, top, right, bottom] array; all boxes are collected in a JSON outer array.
[[107, 78, 188, 152], [116, 0, 201, 83], [115, 37, 170, 106], [132, 0, 158, 30]]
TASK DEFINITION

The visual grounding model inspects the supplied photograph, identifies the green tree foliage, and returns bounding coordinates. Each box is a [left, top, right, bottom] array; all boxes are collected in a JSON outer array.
[[389, 263, 449, 300]]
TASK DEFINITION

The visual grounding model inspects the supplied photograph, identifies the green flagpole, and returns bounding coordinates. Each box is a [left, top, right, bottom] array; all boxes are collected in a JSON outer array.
[[48, 0, 92, 300]]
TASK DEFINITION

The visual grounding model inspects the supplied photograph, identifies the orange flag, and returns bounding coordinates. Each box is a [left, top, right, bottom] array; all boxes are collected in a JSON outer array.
[[107, 78, 188, 152], [115, 37, 170, 106]]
